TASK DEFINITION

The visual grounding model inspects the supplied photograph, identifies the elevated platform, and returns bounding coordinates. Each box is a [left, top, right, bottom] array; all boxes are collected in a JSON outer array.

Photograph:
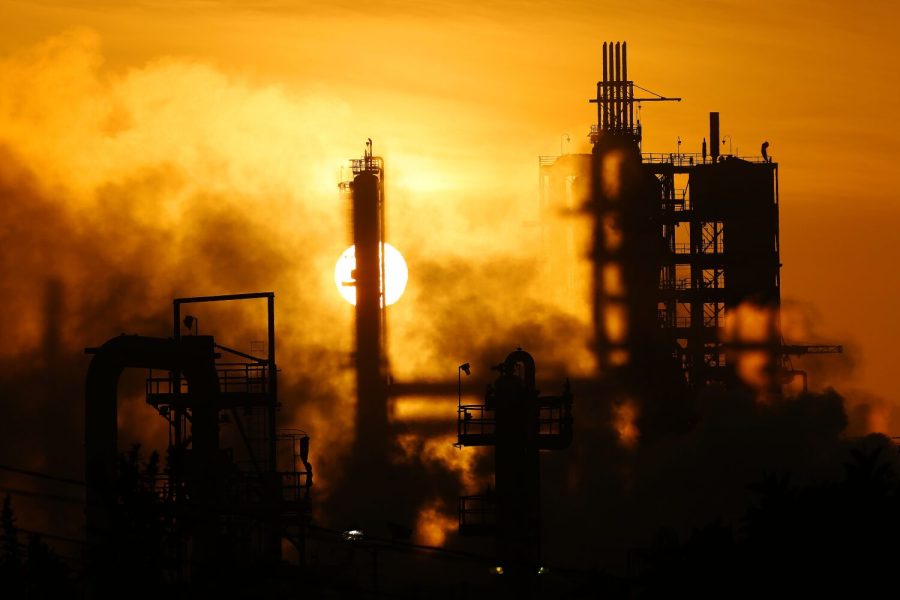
[[458, 494, 496, 536], [146, 363, 272, 410], [457, 390, 573, 449]]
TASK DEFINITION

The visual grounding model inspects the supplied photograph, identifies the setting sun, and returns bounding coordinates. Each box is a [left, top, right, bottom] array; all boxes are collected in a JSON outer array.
[[334, 243, 408, 306]]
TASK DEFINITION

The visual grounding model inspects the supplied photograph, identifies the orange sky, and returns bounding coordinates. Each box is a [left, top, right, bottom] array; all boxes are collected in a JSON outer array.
[[3, 0, 900, 431]]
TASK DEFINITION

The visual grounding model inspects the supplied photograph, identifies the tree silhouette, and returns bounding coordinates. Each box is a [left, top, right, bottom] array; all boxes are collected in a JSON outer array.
[[107, 444, 171, 594], [631, 435, 900, 598], [0, 494, 72, 597], [0, 494, 24, 595]]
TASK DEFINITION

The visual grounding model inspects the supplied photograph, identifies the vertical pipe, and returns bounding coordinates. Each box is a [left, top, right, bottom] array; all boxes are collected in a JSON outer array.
[[601, 42, 608, 130], [494, 350, 541, 587], [85, 336, 220, 590], [352, 171, 387, 473], [602, 41, 608, 83], [180, 335, 220, 582], [379, 167, 387, 355], [172, 301, 182, 450], [607, 41, 615, 129], [598, 81, 604, 133], [710, 112, 720, 162], [267, 293, 280, 562], [267, 294, 276, 473], [614, 42, 622, 129], [173, 301, 180, 342], [623, 42, 632, 131]]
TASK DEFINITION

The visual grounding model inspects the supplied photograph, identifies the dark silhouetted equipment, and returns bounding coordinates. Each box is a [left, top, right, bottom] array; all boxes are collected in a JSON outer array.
[[338, 141, 392, 504], [84, 292, 311, 591], [710, 112, 720, 162], [781, 344, 842, 355], [456, 349, 573, 588], [183, 314, 198, 335], [589, 41, 681, 148], [779, 343, 843, 393], [540, 42, 840, 437]]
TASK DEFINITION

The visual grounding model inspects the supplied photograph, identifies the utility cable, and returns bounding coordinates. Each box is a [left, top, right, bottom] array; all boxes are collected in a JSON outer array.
[[0, 485, 84, 505], [0, 463, 85, 487]]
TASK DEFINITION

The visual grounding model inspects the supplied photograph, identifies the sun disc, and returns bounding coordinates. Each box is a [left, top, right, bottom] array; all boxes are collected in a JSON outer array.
[[334, 243, 408, 306]]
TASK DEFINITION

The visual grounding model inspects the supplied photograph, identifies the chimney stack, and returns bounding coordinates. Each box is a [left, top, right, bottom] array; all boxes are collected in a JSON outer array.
[[710, 112, 720, 162]]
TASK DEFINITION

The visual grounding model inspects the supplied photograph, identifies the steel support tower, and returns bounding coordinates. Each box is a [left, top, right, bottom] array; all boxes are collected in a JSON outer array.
[[456, 349, 573, 588], [85, 293, 312, 591], [538, 42, 838, 435]]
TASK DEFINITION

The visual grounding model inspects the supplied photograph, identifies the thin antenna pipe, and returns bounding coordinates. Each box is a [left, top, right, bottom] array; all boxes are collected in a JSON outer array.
[[608, 41, 615, 128], [615, 42, 622, 129], [601, 42, 608, 129], [623, 42, 631, 130]]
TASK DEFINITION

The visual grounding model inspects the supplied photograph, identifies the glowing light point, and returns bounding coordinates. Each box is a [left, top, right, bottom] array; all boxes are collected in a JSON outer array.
[[342, 529, 364, 541], [334, 243, 408, 306]]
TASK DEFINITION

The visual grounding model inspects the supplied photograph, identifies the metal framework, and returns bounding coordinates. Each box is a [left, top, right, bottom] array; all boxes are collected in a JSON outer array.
[[539, 41, 839, 403], [144, 293, 311, 577], [338, 141, 393, 493], [589, 41, 680, 147], [455, 350, 572, 584], [649, 151, 781, 389]]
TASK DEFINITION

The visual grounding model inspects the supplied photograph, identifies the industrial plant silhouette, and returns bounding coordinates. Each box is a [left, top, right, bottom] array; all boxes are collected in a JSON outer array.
[[2, 41, 897, 599]]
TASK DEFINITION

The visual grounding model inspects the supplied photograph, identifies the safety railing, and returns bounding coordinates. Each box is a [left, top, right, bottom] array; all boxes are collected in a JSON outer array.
[[643, 152, 770, 165], [457, 405, 496, 445], [589, 124, 641, 144], [458, 494, 496, 534], [217, 363, 268, 394], [280, 471, 312, 504], [538, 404, 566, 436], [350, 156, 383, 175], [459, 400, 572, 448], [146, 363, 269, 399], [642, 152, 701, 166], [659, 278, 692, 291]]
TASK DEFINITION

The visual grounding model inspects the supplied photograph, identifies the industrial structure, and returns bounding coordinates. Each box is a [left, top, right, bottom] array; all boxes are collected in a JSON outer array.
[[84, 293, 312, 592], [336, 140, 395, 519], [456, 349, 573, 587], [64, 41, 850, 597], [539, 42, 840, 436]]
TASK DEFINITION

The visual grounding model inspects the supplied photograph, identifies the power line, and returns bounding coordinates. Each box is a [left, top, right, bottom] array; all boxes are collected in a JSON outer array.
[[0, 485, 84, 506], [0, 463, 85, 487], [13, 540, 84, 566], [17, 527, 85, 546]]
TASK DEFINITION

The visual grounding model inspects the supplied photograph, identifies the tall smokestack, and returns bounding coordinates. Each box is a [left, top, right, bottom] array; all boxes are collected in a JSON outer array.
[[352, 170, 388, 471], [710, 112, 720, 162]]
